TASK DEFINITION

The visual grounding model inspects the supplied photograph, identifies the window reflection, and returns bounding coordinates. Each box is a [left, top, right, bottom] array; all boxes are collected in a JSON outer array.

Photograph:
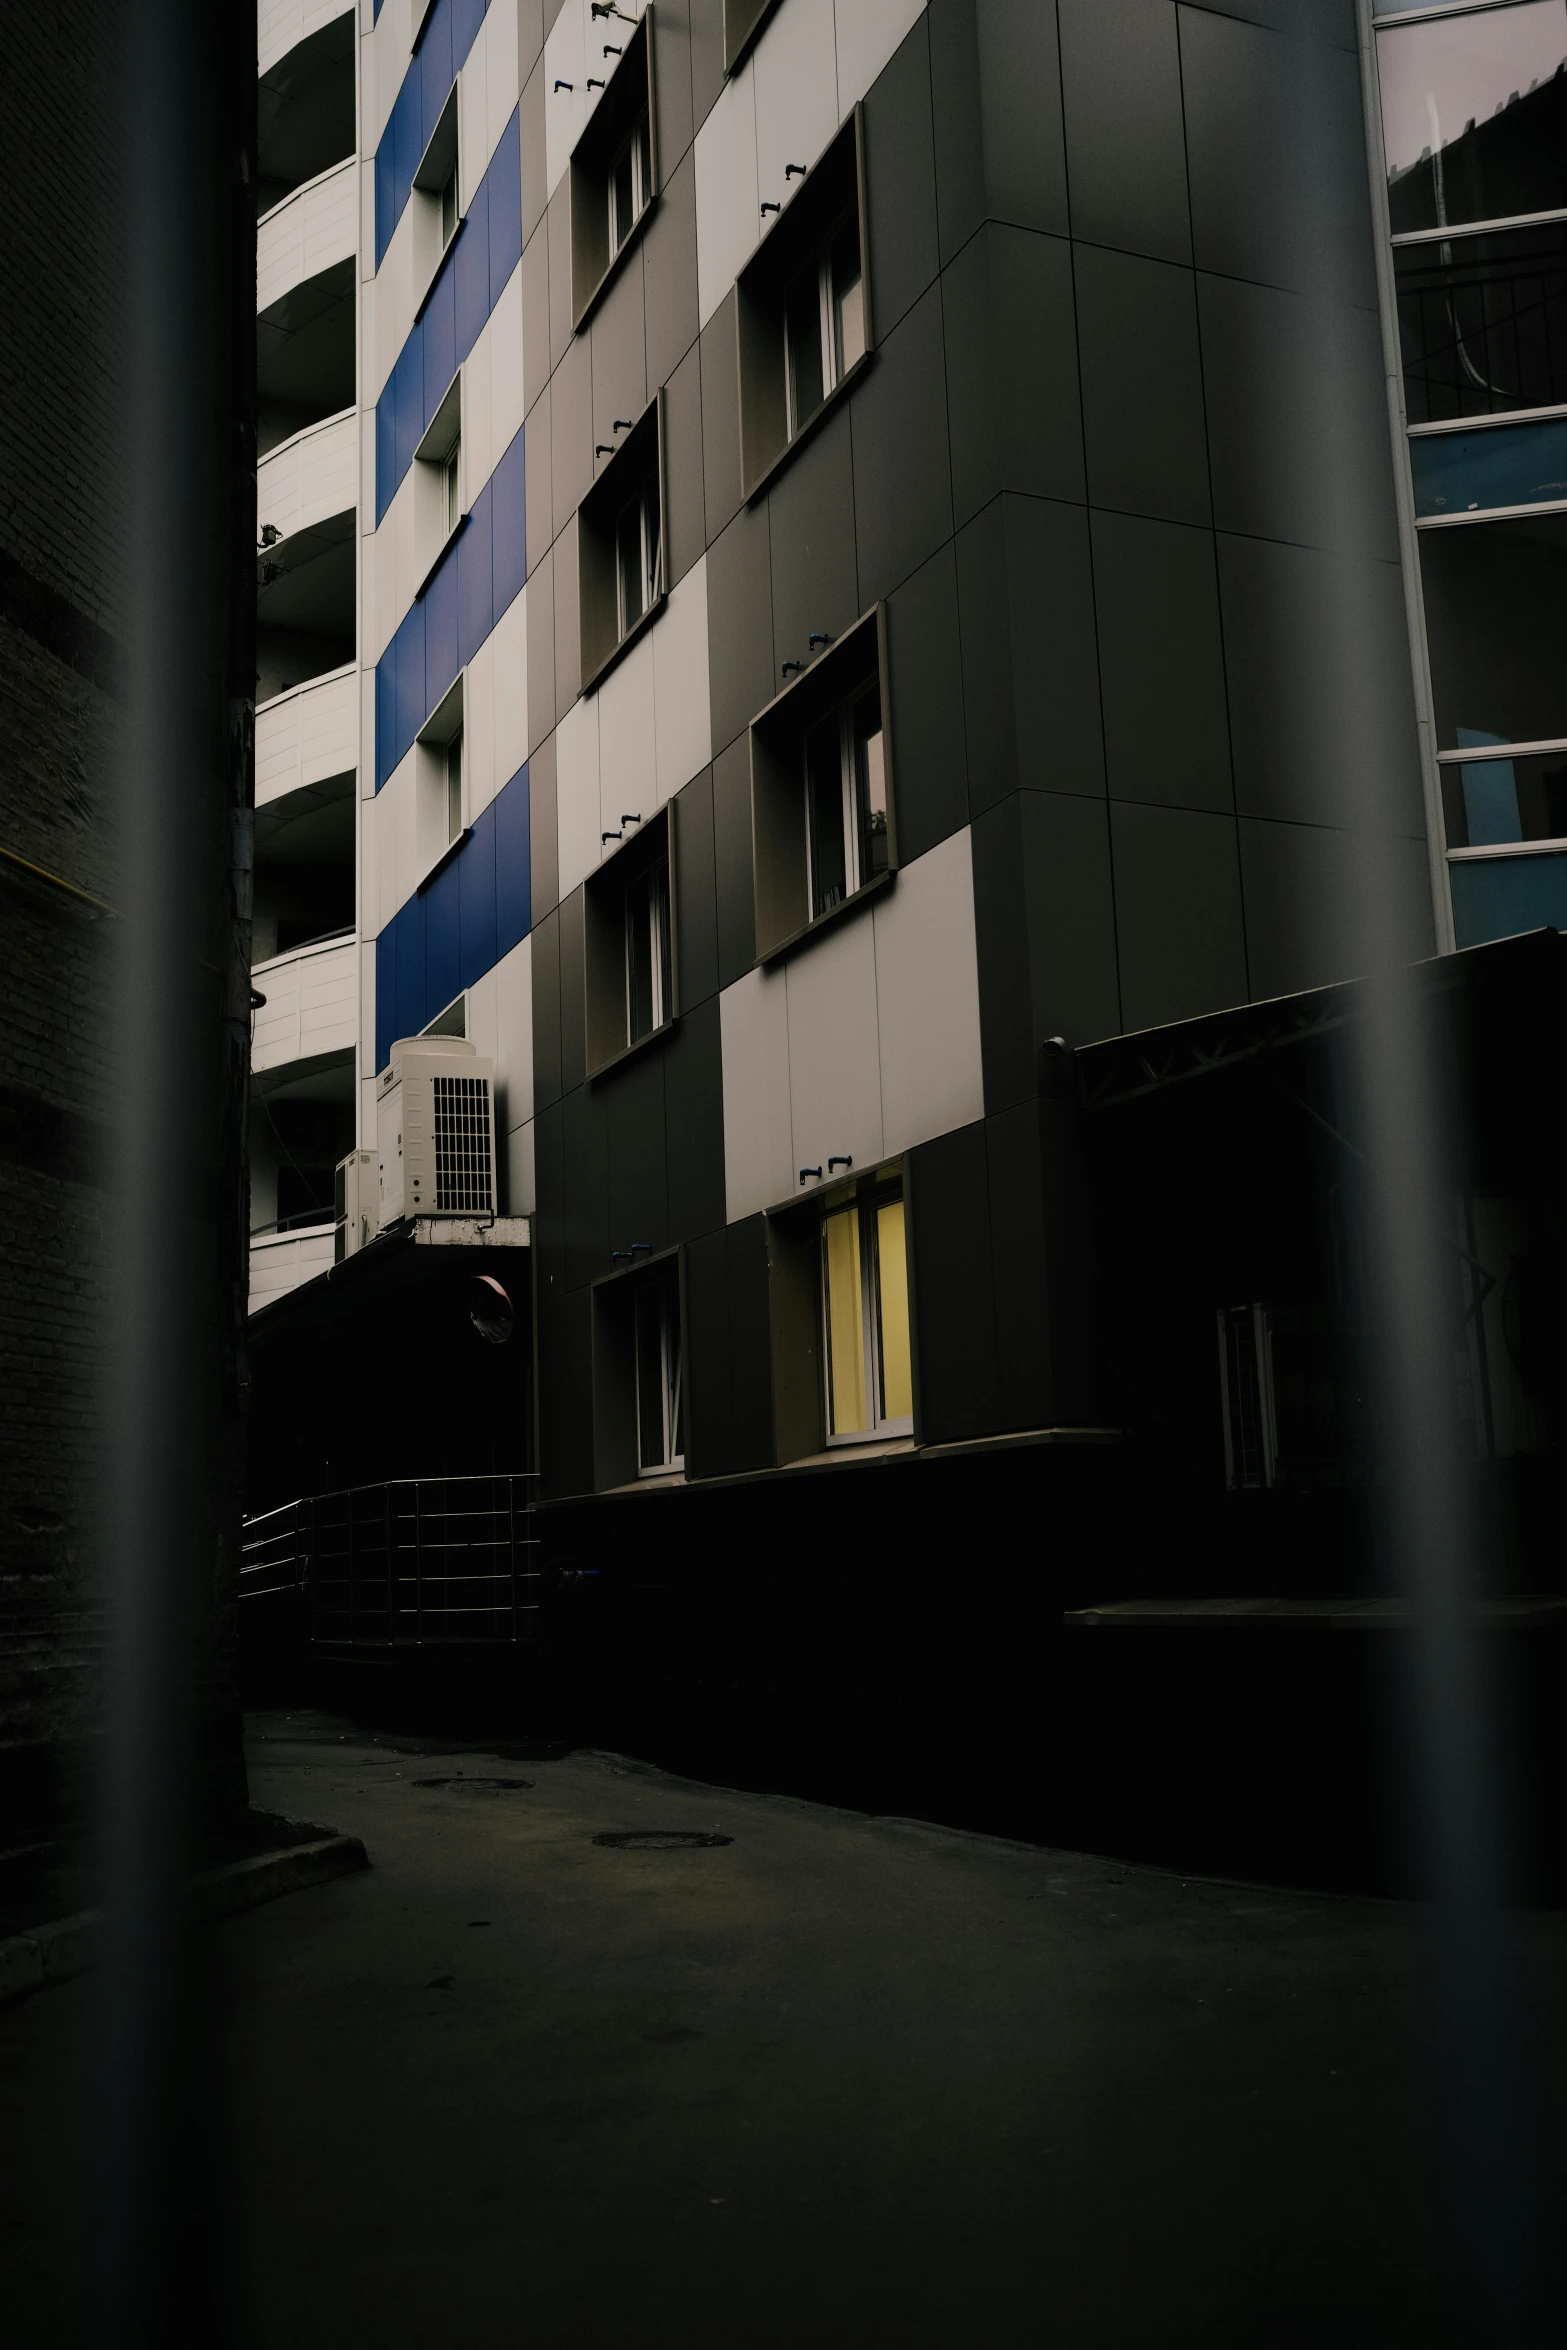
[[1378, 0, 1567, 235], [1441, 742, 1567, 847], [1395, 220, 1567, 421], [1419, 507, 1567, 750], [1448, 846, 1567, 946], [1410, 412, 1567, 513]]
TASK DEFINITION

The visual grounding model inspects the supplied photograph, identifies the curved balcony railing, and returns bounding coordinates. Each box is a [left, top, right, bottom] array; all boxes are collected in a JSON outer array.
[[259, 408, 356, 546], [256, 663, 358, 808], [251, 930, 357, 1079], [259, 0, 353, 79], [249, 1221, 336, 1313], [258, 156, 356, 314]]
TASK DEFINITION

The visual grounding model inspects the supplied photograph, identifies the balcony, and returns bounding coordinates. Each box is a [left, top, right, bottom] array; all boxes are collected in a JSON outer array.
[[252, 931, 358, 1079], [258, 156, 356, 317], [259, 408, 357, 546], [249, 1221, 336, 1313], [259, 0, 353, 81], [256, 663, 357, 808]]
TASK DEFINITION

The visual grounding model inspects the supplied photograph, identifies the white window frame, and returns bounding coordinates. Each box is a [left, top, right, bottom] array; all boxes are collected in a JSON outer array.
[[615, 471, 662, 642], [785, 210, 865, 442], [608, 106, 652, 259], [624, 856, 671, 1046], [804, 683, 886, 922]]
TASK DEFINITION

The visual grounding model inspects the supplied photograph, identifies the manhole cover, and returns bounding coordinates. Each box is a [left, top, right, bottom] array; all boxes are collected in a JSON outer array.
[[412, 1776, 535, 1793], [593, 1830, 733, 1850]]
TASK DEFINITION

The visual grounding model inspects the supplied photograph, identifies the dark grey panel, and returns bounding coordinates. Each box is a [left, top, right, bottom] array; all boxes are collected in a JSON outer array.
[[928, 0, 984, 266], [689, 0, 725, 132], [547, 178, 573, 375], [525, 378, 553, 577], [527, 541, 556, 753], [712, 733, 755, 987], [673, 765, 719, 1009], [543, 0, 567, 35], [1091, 509, 1233, 813], [767, 404, 859, 679], [552, 521, 581, 717], [682, 1225, 733, 1476], [862, 9, 938, 342], [663, 338, 706, 588], [885, 542, 968, 864], [954, 499, 1018, 815], [699, 288, 742, 544], [533, 1096, 565, 1314], [522, 220, 551, 417], [943, 227, 1083, 532], [1003, 494, 1105, 803], [606, 1042, 669, 1255], [643, 144, 700, 392], [519, 0, 544, 78], [850, 282, 953, 606], [561, 1077, 609, 1292], [529, 726, 560, 924], [1216, 533, 1426, 835], [531, 903, 563, 1110], [975, 0, 1067, 236], [1059, 0, 1190, 265], [520, 55, 548, 251], [664, 993, 725, 1242], [1239, 817, 1436, 1002], [590, 256, 648, 461], [558, 884, 587, 1093], [971, 790, 1121, 1112], [1198, 273, 1398, 560], [1075, 244, 1210, 528], [705, 498, 774, 758], [651, 0, 695, 173], [550, 330, 594, 535], [725, 1214, 774, 1472], [908, 1120, 1000, 1445], [537, 1286, 592, 1499], [1109, 799, 1248, 1029], [984, 1101, 1051, 1433], [1180, 5, 1376, 307]]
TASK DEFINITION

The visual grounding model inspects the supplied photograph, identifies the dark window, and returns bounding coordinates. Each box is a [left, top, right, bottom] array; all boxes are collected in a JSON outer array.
[[1395, 222, 1567, 425], [578, 394, 666, 691], [591, 1248, 687, 1488], [750, 608, 894, 961], [568, 13, 657, 329], [1419, 506, 1567, 751], [625, 856, 671, 1044], [584, 804, 677, 1076], [1377, 2, 1567, 237], [635, 1266, 684, 1475]]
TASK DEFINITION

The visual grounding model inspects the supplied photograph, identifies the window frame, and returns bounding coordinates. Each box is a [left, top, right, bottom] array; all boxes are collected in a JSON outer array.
[[590, 1243, 688, 1491], [413, 672, 468, 891], [568, 7, 660, 333], [749, 605, 895, 965], [763, 1161, 918, 1468], [577, 390, 668, 695], [736, 110, 873, 504], [412, 368, 465, 595], [583, 801, 680, 1079], [410, 83, 462, 307], [819, 1178, 914, 1448]]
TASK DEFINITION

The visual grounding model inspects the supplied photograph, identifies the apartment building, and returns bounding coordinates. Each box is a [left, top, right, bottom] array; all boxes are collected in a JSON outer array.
[[245, 1, 1567, 1643]]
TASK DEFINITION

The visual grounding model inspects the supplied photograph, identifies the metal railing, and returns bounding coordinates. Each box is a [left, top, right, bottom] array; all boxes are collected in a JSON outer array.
[[240, 1474, 540, 1646]]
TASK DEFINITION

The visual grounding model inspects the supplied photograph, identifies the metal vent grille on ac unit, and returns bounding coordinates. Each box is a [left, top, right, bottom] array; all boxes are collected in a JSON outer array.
[[433, 1073, 494, 1212]]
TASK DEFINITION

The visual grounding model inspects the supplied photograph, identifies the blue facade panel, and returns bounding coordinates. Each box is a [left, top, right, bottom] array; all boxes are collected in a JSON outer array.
[[375, 762, 531, 1070], [459, 797, 500, 985], [458, 489, 494, 657], [491, 429, 527, 617], [494, 762, 531, 958], [373, 0, 492, 267], [424, 556, 461, 714]]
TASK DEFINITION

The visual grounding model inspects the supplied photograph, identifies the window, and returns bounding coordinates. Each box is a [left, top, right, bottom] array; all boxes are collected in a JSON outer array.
[[635, 1267, 684, 1475], [736, 113, 871, 499], [413, 370, 462, 585], [444, 436, 461, 536], [578, 393, 666, 691], [414, 673, 465, 882], [439, 158, 457, 250], [568, 12, 657, 329], [445, 727, 464, 845], [584, 804, 677, 1075], [1376, 1, 1567, 237], [785, 214, 865, 441], [821, 1183, 912, 1443], [411, 84, 461, 289], [750, 607, 895, 962], [610, 107, 652, 259]]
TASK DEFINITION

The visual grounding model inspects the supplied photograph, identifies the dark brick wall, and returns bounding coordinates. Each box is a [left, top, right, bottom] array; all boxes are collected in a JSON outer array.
[[0, 1, 125, 1814]]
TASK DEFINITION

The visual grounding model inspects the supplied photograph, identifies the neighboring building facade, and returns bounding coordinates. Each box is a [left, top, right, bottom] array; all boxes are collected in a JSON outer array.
[[249, 0, 1564, 1569]]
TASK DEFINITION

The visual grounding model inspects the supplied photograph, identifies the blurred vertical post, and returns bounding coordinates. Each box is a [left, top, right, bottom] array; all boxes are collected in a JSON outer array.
[[102, 1, 254, 2339]]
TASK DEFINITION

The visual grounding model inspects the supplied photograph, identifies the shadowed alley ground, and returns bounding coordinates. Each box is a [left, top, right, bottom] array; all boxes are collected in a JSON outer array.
[[3, 1707, 1565, 2345]]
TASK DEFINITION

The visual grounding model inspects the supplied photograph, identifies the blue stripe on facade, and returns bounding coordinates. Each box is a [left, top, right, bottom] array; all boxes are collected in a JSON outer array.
[[374, 0, 493, 269], [375, 418, 525, 790], [375, 760, 531, 1070], [375, 105, 522, 521]]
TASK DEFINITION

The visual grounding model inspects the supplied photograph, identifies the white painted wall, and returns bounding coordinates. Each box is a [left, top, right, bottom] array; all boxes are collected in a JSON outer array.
[[257, 665, 359, 807], [249, 1225, 336, 1311], [260, 0, 354, 80], [719, 827, 985, 1222], [258, 408, 358, 543], [252, 935, 360, 1074], [258, 157, 358, 313]]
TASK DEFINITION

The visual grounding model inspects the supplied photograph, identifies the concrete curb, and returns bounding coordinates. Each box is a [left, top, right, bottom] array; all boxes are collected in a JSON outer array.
[[0, 1833, 369, 2008]]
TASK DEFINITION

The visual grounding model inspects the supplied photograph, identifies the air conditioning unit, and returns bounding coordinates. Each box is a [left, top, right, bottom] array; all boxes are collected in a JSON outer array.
[[334, 1148, 379, 1261], [377, 1034, 497, 1224]]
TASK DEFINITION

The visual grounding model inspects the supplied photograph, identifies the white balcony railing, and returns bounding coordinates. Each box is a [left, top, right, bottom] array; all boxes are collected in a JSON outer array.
[[258, 409, 356, 546], [249, 1222, 335, 1313], [256, 664, 358, 808], [258, 157, 357, 313], [259, 0, 353, 79], [252, 933, 358, 1077]]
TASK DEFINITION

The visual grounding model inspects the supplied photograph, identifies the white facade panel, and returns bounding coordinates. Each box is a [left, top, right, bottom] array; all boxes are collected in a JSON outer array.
[[487, 263, 526, 467], [257, 408, 357, 543], [544, 0, 589, 196], [259, 0, 353, 78], [755, 0, 839, 218], [652, 556, 712, 806], [596, 631, 657, 842], [784, 907, 884, 1185], [505, 1117, 536, 1218], [255, 665, 358, 808], [249, 1225, 335, 1312], [720, 962, 795, 1224], [695, 60, 759, 329], [375, 742, 421, 920], [555, 694, 603, 903], [251, 936, 359, 1074], [365, 0, 414, 155], [873, 829, 984, 1159], [258, 158, 358, 313], [834, 0, 927, 115], [491, 586, 529, 788], [465, 631, 498, 820]]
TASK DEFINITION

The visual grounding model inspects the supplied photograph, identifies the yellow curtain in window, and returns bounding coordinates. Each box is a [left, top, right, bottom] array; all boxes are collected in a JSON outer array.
[[824, 1207, 866, 1435], [875, 1199, 912, 1421]]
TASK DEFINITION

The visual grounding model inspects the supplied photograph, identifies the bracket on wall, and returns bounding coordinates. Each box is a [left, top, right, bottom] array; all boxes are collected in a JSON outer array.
[[827, 1155, 852, 1171], [799, 1166, 822, 1183]]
